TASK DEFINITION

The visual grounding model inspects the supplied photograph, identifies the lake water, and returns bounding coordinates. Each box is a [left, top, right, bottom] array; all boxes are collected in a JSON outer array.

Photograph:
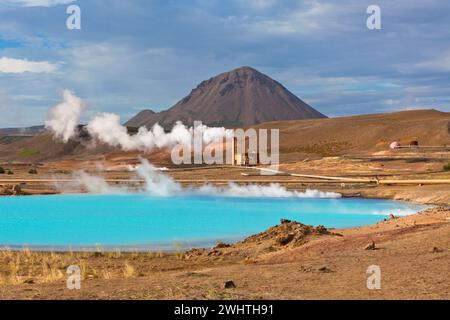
[[0, 194, 428, 250]]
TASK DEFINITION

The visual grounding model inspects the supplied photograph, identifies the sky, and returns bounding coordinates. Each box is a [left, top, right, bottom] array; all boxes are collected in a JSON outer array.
[[0, 0, 450, 128]]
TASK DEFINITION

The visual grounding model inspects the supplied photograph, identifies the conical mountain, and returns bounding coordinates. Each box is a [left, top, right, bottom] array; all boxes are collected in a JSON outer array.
[[126, 66, 326, 128]]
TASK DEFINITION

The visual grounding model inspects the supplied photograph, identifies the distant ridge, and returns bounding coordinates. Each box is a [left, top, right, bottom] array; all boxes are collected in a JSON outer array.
[[126, 66, 326, 128], [0, 125, 44, 136]]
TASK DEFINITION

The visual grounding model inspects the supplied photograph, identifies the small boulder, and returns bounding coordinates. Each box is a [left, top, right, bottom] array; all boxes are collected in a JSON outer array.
[[318, 266, 332, 273], [224, 280, 236, 289], [276, 233, 294, 246], [430, 247, 443, 253], [214, 242, 231, 249], [315, 225, 328, 234], [365, 241, 376, 250]]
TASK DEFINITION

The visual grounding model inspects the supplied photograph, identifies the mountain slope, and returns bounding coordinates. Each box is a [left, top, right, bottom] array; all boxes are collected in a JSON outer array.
[[255, 109, 450, 157], [126, 66, 326, 128]]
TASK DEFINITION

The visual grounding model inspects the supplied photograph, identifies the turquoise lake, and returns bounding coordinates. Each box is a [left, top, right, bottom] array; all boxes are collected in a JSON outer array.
[[0, 194, 428, 250]]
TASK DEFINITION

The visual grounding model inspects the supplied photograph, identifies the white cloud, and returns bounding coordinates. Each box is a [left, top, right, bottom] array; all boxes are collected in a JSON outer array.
[[414, 53, 450, 72], [246, 0, 276, 10], [7, 0, 75, 7], [225, 1, 355, 38], [0, 57, 58, 73]]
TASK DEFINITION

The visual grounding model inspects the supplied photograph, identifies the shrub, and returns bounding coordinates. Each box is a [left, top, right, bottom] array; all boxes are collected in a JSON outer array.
[[6, 170, 13, 175], [0, 167, 4, 174], [444, 163, 450, 171], [28, 168, 38, 174]]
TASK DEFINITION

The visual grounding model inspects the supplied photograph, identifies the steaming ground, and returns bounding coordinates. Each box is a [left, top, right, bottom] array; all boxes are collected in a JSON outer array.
[[58, 159, 341, 199]]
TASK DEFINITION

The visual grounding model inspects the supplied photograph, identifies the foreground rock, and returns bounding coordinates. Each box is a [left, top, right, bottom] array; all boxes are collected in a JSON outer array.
[[184, 219, 335, 261], [224, 280, 236, 289], [364, 241, 376, 250], [242, 219, 332, 248]]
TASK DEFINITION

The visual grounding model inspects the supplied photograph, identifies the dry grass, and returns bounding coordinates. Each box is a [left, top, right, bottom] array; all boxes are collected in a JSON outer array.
[[41, 261, 64, 282], [0, 249, 90, 285], [0, 248, 176, 287], [101, 270, 113, 280], [175, 242, 183, 259], [130, 250, 139, 260], [107, 249, 122, 259], [122, 262, 137, 279]]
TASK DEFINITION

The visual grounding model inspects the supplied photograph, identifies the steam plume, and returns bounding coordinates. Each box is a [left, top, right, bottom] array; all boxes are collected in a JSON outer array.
[[45, 90, 85, 142], [135, 159, 182, 196], [198, 183, 341, 198], [46, 90, 232, 152], [61, 159, 341, 199]]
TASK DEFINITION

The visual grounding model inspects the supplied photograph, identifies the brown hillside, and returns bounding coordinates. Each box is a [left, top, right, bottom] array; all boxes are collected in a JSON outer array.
[[256, 109, 450, 157]]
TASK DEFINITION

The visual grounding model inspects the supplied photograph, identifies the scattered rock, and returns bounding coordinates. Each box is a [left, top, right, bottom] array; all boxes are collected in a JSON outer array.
[[23, 278, 34, 284], [315, 225, 328, 233], [318, 266, 332, 273], [276, 233, 294, 246], [207, 249, 222, 257], [224, 280, 236, 289], [183, 248, 206, 259], [0, 185, 14, 196], [430, 247, 443, 253], [299, 266, 313, 273], [214, 242, 231, 249], [365, 241, 376, 250]]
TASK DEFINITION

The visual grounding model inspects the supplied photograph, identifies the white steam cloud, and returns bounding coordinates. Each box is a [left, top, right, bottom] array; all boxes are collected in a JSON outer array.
[[86, 114, 233, 152], [135, 159, 182, 196], [60, 159, 341, 199], [199, 183, 342, 198], [46, 90, 232, 152], [45, 90, 85, 142]]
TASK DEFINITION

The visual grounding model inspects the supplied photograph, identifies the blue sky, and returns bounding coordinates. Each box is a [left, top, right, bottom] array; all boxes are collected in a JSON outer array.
[[0, 0, 450, 127]]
